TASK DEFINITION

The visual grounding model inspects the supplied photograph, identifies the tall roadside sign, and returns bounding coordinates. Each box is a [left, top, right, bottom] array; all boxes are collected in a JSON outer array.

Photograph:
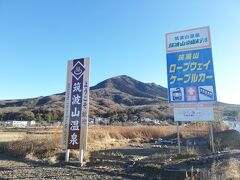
[[166, 26, 217, 121], [62, 58, 90, 164], [166, 27, 217, 152]]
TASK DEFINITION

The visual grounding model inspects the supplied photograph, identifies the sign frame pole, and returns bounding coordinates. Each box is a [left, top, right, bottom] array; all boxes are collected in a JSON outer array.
[[210, 122, 215, 152], [79, 149, 84, 166], [177, 122, 181, 154], [65, 149, 70, 162]]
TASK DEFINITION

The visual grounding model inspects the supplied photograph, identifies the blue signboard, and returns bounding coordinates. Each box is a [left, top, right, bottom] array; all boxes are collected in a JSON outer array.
[[166, 27, 217, 104]]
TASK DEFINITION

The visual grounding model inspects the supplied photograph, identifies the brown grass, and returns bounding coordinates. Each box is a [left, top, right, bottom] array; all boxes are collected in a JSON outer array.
[[224, 158, 240, 179], [0, 125, 177, 162], [87, 125, 176, 152], [191, 158, 240, 179], [0, 132, 26, 142], [181, 122, 210, 138], [0, 124, 220, 163], [89, 125, 176, 140], [3, 132, 61, 160]]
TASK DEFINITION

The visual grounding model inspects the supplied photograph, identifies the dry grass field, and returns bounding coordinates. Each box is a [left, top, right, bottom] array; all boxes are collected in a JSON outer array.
[[0, 124, 213, 162], [0, 131, 26, 142], [0, 125, 177, 161], [1, 124, 240, 179]]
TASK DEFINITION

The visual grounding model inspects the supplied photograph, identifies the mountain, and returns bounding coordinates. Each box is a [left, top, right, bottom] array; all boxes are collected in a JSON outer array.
[[91, 75, 167, 100], [0, 75, 239, 122], [90, 75, 167, 106], [0, 75, 172, 122]]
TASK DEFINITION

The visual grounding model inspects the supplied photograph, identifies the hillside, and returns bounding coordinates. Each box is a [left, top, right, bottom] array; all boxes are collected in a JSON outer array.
[[0, 75, 239, 123], [0, 75, 172, 122]]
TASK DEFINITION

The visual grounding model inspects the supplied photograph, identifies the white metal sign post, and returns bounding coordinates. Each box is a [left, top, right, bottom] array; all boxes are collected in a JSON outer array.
[[62, 58, 90, 165], [166, 27, 217, 153]]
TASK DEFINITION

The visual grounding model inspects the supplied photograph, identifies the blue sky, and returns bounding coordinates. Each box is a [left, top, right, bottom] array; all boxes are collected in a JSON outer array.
[[0, 0, 240, 104]]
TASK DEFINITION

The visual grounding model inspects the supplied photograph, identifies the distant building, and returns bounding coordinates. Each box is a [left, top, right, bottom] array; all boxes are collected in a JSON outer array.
[[4, 120, 37, 128], [12, 121, 28, 128], [29, 121, 36, 126]]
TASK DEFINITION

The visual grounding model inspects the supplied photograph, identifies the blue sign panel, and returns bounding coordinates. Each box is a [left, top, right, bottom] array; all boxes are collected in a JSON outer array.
[[166, 48, 217, 103]]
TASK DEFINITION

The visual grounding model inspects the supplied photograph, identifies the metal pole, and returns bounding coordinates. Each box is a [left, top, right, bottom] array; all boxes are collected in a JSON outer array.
[[177, 122, 181, 154], [80, 149, 84, 166], [210, 122, 215, 152], [208, 123, 212, 149], [65, 149, 70, 162]]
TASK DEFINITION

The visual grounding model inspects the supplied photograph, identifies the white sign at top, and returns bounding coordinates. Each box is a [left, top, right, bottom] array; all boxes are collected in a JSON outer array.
[[166, 26, 211, 53]]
